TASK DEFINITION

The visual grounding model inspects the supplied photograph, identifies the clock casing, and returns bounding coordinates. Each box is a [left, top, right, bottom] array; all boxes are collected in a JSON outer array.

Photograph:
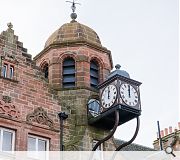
[[99, 75, 141, 114], [88, 73, 142, 130], [88, 65, 142, 130]]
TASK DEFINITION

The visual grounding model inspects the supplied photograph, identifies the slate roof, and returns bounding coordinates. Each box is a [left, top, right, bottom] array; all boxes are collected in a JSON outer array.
[[114, 139, 156, 151]]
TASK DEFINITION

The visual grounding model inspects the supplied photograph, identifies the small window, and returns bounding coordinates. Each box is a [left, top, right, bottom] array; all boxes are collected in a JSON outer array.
[[63, 58, 75, 88], [0, 127, 15, 152], [42, 64, 48, 79], [28, 135, 49, 160], [2, 64, 8, 78], [28, 135, 49, 151], [90, 60, 99, 88], [9, 66, 14, 79], [2, 64, 14, 79]]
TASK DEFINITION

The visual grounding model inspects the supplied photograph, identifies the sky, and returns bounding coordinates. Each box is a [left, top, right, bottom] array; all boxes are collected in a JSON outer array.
[[0, 0, 179, 148]]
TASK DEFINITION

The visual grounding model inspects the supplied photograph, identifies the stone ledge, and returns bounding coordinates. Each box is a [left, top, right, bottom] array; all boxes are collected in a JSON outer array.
[[56, 86, 99, 93], [0, 76, 18, 83]]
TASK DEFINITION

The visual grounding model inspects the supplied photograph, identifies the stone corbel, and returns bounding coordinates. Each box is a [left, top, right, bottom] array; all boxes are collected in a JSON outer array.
[[26, 107, 54, 129]]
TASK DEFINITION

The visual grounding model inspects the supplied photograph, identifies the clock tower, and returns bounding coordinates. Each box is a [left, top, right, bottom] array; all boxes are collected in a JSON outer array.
[[33, 1, 141, 150], [34, 15, 115, 150]]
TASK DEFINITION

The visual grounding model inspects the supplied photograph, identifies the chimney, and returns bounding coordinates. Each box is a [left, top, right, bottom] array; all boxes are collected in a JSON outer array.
[[160, 130, 164, 137], [169, 126, 172, 133], [164, 128, 168, 136]]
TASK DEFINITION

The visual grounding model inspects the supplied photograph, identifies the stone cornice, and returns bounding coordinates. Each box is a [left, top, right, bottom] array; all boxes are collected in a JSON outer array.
[[33, 40, 113, 69]]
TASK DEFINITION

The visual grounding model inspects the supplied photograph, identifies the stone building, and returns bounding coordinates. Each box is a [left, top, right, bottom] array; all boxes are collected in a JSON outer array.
[[0, 16, 154, 151], [153, 122, 180, 151]]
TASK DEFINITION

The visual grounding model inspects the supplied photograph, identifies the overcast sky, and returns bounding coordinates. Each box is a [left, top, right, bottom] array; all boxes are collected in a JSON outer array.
[[0, 0, 179, 148]]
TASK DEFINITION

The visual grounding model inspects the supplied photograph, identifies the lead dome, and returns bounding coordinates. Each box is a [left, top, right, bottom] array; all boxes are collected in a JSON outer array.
[[108, 64, 130, 79], [44, 21, 102, 48]]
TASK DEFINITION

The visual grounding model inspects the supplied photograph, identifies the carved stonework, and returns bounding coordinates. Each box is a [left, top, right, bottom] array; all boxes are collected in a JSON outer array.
[[2, 96, 11, 103], [0, 100, 20, 119], [1, 53, 16, 61], [26, 107, 54, 129]]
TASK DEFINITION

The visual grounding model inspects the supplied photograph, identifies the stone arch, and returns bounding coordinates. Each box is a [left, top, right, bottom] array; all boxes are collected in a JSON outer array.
[[56, 51, 77, 64], [40, 59, 50, 79], [54, 52, 77, 88], [62, 56, 76, 88]]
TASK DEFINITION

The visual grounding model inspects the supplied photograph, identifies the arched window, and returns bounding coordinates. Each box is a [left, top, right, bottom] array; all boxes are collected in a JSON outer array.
[[90, 60, 99, 88], [42, 63, 49, 79], [63, 58, 75, 88]]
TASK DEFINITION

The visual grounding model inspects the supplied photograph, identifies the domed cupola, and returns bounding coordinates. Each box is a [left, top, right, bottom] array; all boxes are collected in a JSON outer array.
[[44, 21, 102, 48], [108, 64, 130, 79], [34, 3, 113, 90]]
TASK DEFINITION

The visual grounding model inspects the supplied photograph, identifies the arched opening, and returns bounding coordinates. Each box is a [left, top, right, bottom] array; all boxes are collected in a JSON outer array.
[[90, 60, 99, 88], [63, 58, 75, 88], [42, 63, 49, 79]]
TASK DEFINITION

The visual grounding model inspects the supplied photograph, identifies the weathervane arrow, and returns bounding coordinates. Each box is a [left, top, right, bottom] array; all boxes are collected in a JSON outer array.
[[66, 0, 81, 13]]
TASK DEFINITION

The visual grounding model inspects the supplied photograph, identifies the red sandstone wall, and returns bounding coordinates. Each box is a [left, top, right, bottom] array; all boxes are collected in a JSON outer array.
[[0, 26, 61, 151]]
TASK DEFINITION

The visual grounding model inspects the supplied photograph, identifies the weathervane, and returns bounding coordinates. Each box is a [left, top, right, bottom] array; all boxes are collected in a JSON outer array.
[[66, 0, 81, 22]]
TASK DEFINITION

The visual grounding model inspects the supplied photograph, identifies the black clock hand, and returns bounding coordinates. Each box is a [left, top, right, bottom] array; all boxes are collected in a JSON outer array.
[[128, 85, 131, 98], [108, 86, 110, 99]]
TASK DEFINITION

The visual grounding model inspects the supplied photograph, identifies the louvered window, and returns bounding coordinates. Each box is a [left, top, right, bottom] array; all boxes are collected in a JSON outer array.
[[63, 58, 75, 88], [90, 60, 99, 88]]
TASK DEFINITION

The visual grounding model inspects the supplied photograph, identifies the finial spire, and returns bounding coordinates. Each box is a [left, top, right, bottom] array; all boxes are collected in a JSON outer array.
[[66, 0, 81, 22], [115, 64, 121, 70], [7, 22, 13, 29]]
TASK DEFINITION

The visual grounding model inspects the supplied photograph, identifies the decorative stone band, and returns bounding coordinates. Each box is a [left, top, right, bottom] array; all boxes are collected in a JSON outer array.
[[0, 100, 20, 119], [26, 107, 54, 129]]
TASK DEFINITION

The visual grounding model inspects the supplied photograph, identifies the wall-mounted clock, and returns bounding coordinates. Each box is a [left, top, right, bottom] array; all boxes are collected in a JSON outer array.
[[88, 64, 142, 130]]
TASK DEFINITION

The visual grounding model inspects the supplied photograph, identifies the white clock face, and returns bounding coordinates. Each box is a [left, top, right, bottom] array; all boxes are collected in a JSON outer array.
[[101, 84, 117, 108], [120, 83, 139, 106]]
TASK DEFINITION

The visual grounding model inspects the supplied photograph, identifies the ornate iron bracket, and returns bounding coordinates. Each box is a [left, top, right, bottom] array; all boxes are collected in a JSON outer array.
[[109, 116, 140, 160], [92, 109, 120, 151], [115, 116, 140, 151]]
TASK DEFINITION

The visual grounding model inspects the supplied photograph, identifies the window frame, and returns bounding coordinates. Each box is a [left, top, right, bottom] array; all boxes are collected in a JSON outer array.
[[28, 134, 49, 151], [90, 60, 99, 88], [0, 127, 15, 152], [2, 63, 15, 79], [62, 57, 76, 88], [42, 63, 49, 79], [9, 66, 14, 79], [2, 64, 8, 78]]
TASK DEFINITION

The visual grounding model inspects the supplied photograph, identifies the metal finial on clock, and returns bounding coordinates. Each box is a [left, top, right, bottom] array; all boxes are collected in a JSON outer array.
[[66, 0, 81, 22], [115, 64, 121, 70]]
